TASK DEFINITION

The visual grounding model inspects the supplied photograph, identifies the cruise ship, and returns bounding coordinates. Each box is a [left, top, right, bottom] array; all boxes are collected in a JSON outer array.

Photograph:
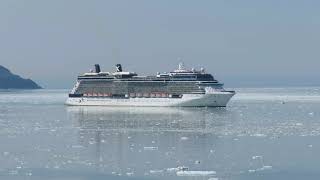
[[66, 63, 235, 107]]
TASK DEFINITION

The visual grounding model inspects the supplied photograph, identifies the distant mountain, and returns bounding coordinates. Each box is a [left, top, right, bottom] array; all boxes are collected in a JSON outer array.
[[0, 65, 41, 89]]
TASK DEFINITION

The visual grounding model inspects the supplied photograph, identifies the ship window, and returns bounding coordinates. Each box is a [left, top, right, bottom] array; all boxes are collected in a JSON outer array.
[[171, 94, 182, 98], [172, 75, 196, 79], [196, 74, 214, 81], [112, 94, 126, 98]]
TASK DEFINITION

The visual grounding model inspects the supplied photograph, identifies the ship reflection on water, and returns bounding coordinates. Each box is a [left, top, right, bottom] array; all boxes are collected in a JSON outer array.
[[68, 106, 231, 132], [66, 107, 235, 179]]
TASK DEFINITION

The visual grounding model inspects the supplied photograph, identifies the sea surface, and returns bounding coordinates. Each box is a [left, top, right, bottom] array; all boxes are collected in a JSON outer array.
[[0, 88, 320, 180]]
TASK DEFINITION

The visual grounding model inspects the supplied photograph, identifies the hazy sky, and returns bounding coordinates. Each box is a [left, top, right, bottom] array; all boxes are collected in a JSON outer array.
[[0, 0, 319, 88]]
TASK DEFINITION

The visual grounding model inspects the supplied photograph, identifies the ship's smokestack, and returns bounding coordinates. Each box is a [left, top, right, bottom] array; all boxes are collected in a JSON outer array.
[[116, 64, 122, 72], [95, 64, 101, 73]]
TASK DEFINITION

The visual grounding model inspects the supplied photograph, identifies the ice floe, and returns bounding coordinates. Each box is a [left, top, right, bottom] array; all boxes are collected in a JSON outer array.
[[258, 165, 272, 171], [248, 165, 272, 173], [143, 146, 158, 151], [252, 155, 263, 160], [149, 169, 164, 174], [176, 170, 216, 176], [180, 136, 189, 141], [126, 172, 134, 176], [166, 166, 189, 173], [252, 134, 267, 137]]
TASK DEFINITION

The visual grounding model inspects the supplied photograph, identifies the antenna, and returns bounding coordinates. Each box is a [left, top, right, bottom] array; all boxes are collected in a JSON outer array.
[[178, 62, 185, 70]]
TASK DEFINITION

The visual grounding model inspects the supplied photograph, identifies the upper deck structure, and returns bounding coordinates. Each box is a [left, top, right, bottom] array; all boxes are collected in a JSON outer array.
[[66, 63, 235, 107]]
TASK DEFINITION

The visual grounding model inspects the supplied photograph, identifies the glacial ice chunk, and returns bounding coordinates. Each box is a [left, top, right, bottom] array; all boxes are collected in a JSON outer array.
[[252, 155, 263, 160], [257, 165, 273, 171], [150, 169, 164, 174], [144, 147, 158, 151], [176, 171, 216, 176], [180, 137, 189, 141]]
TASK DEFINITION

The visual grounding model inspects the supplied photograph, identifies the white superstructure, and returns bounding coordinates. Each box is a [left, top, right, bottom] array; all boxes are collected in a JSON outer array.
[[66, 63, 235, 107]]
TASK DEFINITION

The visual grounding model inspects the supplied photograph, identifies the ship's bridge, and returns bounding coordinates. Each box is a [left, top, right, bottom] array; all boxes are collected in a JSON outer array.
[[160, 63, 216, 81]]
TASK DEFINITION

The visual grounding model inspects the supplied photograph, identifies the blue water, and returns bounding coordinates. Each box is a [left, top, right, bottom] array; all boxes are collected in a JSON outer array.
[[0, 88, 320, 180]]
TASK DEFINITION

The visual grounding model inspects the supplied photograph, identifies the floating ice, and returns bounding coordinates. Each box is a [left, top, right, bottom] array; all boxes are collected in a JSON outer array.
[[167, 166, 189, 172], [178, 166, 189, 171], [144, 147, 158, 151], [167, 168, 179, 172], [249, 165, 273, 173], [176, 171, 216, 176], [126, 172, 134, 176], [195, 160, 201, 164], [180, 137, 189, 141], [150, 169, 163, 174], [252, 134, 267, 137], [257, 165, 273, 171], [263, 165, 272, 170], [252, 156, 263, 160]]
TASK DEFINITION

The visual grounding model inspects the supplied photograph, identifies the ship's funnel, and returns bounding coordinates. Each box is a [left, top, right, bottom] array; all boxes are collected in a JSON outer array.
[[116, 64, 122, 72], [95, 64, 101, 73]]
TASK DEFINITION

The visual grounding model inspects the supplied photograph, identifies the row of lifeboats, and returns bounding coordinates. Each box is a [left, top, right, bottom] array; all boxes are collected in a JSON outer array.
[[129, 93, 169, 98], [83, 93, 112, 97], [82, 92, 174, 98]]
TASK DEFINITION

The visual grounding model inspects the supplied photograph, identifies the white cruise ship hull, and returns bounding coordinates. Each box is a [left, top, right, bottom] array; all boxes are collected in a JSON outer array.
[[65, 91, 235, 107]]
